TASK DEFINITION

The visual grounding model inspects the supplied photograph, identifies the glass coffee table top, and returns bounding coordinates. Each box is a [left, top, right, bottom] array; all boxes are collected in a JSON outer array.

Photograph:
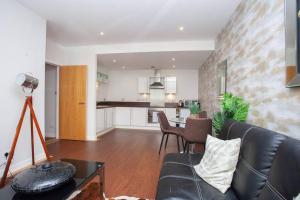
[[0, 158, 104, 200]]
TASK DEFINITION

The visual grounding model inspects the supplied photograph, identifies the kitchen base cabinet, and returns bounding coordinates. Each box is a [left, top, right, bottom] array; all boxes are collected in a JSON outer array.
[[105, 108, 113, 129], [131, 108, 147, 127], [114, 107, 131, 126], [96, 109, 105, 133], [97, 108, 114, 136], [147, 123, 160, 128], [97, 106, 180, 135]]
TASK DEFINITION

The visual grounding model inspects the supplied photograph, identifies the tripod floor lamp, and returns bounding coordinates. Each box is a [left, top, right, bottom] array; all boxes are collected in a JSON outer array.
[[0, 73, 51, 188]]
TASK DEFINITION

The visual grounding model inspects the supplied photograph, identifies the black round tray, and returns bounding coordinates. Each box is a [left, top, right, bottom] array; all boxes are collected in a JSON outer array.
[[11, 161, 76, 194]]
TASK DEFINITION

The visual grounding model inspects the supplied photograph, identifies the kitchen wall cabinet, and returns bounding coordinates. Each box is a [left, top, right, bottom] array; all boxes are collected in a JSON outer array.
[[105, 108, 113, 129], [165, 77, 176, 94], [97, 72, 109, 83], [138, 77, 149, 94], [96, 108, 114, 134], [131, 107, 147, 127], [115, 107, 131, 126]]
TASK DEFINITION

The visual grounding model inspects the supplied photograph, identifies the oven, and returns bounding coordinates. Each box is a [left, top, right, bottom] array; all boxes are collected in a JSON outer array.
[[148, 108, 165, 123]]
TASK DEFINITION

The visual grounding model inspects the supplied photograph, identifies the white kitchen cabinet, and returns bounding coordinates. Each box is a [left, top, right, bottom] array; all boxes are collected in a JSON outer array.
[[165, 77, 176, 94], [96, 109, 105, 132], [115, 107, 131, 126], [131, 107, 147, 127], [179, 108, 190, 128], [105, 108, 113, 129], [165, 108, 177, 126], [138, 77, 149, 94]]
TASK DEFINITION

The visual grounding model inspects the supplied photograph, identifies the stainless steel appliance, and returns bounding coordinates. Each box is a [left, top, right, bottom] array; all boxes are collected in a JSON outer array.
[[149, 68, 165, 89], [148, 108, 164, 123]]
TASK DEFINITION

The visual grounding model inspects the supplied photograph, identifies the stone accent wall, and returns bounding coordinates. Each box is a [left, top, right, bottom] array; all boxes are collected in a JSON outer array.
[[199, 0, 300, 139]]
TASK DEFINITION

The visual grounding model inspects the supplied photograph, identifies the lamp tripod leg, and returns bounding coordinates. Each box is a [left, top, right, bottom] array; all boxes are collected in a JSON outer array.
[[30, 98, 35, 165], [0, 98, 29, 188], [27, 98, 51, 161]]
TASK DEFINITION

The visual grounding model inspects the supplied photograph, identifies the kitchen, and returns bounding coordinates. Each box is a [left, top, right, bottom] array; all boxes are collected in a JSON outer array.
[[96, 51, 207, 136]]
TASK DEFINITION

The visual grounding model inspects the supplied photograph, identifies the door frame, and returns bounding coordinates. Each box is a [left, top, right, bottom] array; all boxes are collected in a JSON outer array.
[[45, 62, 60, 140]]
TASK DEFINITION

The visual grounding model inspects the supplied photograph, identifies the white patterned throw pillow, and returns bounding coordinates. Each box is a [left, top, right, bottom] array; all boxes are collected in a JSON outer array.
[[194, 135, 241, 193]]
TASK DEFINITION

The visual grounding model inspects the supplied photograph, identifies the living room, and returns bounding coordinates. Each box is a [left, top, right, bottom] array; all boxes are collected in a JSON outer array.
[[0, 0, 299, 200]]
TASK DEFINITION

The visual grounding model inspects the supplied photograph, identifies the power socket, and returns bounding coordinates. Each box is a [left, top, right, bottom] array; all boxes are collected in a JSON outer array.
[[4, 152, 9, 160]]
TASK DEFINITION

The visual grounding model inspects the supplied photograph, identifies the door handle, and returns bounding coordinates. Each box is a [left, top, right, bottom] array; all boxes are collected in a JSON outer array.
[[78, 102, 86, 105]]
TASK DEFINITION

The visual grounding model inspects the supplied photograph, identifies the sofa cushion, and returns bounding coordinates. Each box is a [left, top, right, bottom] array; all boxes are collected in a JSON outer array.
[[157, 177, 239, 200], [194, 135, 241, 193], [219, 120, 252, 141], [156, 177, 201, 200], [159, 153, 203, 181], [222, 120, 287, 199], [259, 138, 300, 200], [163, 153, 203, 166], [156, 153, 238, 200]]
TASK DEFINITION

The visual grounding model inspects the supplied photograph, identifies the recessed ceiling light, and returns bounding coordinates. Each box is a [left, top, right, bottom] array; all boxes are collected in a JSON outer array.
[[178, 26, 184, 31], [122, 66, 126, 70], [113, 59, 116, 63], [99, 32, 104, 36], [172, 58, 176, 61], [172, 65, 176, 68]]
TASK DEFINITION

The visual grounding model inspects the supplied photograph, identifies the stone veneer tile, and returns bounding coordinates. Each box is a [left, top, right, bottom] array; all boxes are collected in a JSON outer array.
[[199, 0, 300, 139]]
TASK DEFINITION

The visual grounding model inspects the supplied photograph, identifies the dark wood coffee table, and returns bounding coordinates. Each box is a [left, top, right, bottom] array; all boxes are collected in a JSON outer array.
[[0, 158, 105, 200]]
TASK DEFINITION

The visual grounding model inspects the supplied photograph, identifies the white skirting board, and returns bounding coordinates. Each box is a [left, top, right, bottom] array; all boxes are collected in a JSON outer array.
[[0, 153, 46, 177], [96, 126, 161, 136], [114, 126, 160, 131], [96, 127, 115, 137]]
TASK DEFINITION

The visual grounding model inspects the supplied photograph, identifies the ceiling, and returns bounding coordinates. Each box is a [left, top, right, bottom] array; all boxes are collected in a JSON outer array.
[[17, 0, 241, 46], [97, 51, 212, 70]]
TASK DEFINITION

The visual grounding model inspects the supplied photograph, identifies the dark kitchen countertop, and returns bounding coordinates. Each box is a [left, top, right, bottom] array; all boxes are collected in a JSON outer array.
[[96, 101, 178, 109], [96, 106, 114, 109]]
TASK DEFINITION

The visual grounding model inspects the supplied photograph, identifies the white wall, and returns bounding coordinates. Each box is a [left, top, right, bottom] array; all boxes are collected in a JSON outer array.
[[98, 69, 199, 102], [0, 0, 46, 173], [46, 39, 66, 65], [45, 64, 57, 138], [60, 48, 98, 141], [45, 40, 98, 141]]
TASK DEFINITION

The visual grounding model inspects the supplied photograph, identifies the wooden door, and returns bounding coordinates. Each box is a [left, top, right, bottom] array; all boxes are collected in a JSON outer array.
[[59, 65, 87, 140]]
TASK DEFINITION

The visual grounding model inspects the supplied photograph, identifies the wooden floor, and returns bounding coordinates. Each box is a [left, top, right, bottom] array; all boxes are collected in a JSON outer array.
[[47, 129, 179, 199]]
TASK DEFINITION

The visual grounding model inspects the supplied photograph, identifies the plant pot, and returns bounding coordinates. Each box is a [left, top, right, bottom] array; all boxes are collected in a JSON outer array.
[[190, 114, 199, 118]]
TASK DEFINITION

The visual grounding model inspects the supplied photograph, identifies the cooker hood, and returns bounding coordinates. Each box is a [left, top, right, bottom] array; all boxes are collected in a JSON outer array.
[[149, 68, 165, 89]]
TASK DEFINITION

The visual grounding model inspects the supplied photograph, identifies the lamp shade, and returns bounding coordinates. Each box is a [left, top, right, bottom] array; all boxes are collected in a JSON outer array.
[[16, 73, 39, 90]]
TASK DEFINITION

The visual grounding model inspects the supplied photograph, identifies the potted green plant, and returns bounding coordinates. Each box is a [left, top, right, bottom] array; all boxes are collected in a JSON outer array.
[[213, 93, 249, 136], [189, 103, 201, 118]]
